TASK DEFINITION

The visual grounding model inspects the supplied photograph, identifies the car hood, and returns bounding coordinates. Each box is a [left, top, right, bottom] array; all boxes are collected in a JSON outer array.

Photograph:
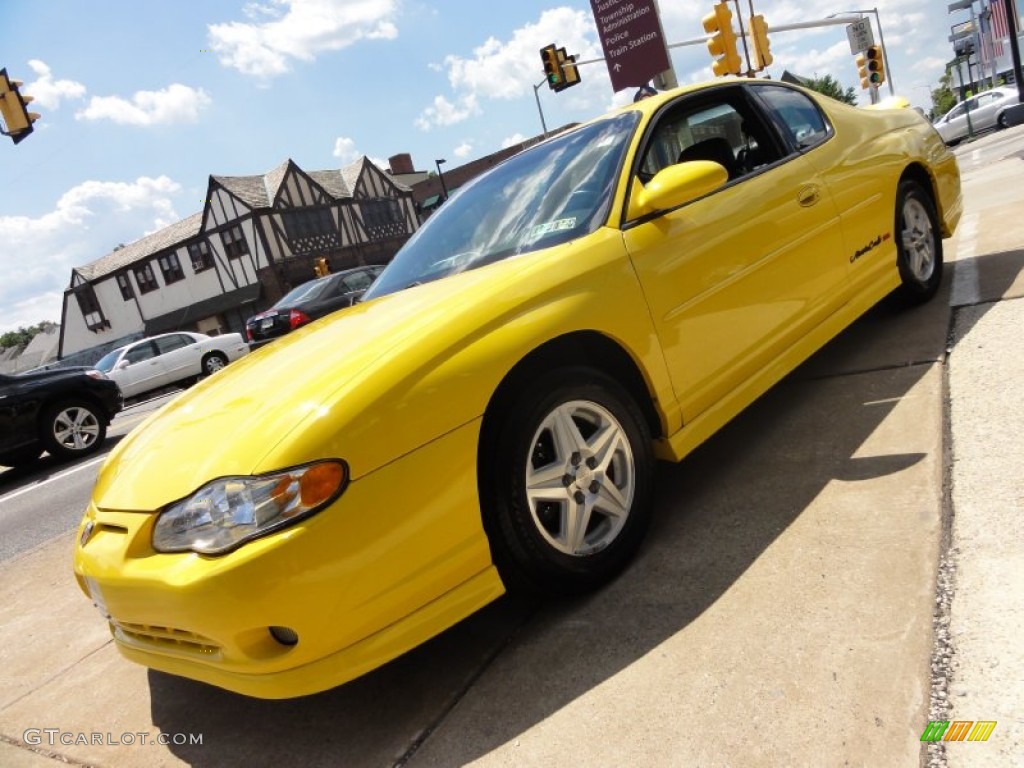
[[91, 252, 573, 512], [10, 366, 95, 383]]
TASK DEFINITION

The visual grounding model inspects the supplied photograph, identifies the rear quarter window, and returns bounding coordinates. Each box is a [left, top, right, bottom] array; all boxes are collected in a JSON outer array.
[[754, 86, 832, 151]]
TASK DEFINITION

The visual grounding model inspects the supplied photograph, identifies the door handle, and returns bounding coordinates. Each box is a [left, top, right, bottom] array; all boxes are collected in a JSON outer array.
[[797, 185, 820, 207]]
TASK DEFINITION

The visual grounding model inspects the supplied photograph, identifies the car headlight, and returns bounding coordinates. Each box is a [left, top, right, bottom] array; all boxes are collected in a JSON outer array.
[[152, 461, 348, 555]]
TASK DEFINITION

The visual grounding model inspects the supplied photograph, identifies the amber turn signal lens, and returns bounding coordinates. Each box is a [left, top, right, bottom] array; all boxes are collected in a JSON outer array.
[[299, 462, 345, 506]]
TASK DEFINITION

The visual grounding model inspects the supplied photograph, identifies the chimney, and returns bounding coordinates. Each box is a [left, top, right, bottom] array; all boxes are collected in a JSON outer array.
[[388, 153, 414, 175]]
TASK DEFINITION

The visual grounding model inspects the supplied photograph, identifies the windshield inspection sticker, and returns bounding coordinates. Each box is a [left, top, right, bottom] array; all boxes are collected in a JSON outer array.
[[529, 217, 576, 240]]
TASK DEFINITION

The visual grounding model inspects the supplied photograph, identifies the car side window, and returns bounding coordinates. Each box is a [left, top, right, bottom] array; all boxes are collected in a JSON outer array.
[[754, 86, 831, 151], [124, 343, 157, 365], [154, 335, 191, 355], [638, 90, 781, 184], [946, 103, 967, 121], [342, 271, 375, 292]]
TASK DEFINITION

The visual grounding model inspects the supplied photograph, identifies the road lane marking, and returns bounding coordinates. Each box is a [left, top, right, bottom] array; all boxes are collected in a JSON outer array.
[[0, 455, 107, 505], [950, 212, 980, 308]]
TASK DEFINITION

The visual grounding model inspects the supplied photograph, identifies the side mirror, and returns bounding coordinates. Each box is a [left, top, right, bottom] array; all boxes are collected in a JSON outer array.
[[627, 161, 729, 219], [116, 360, 130, 370]]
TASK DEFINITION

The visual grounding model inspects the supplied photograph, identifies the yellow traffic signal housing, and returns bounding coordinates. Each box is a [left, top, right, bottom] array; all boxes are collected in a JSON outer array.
[[313, 257, 330, 277], [540, 44, 562, 90], [856, 45, 885, 88], [750, 15, 773, 71], [556, 47, 580, 91], [539, 44, 580, 92], [0, 68, 41, 145], [703, 2, 742, 77]]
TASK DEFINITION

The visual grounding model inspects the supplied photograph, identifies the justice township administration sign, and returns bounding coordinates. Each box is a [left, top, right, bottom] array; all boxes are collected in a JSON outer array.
[[591, 0, 671, 92]]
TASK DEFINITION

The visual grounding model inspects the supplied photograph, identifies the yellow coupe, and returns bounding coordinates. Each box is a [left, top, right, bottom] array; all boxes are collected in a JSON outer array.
[[74, 81, 961, 699]]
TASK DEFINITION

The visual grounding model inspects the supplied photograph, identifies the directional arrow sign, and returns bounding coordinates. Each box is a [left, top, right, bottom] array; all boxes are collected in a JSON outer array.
[[590, 0, 671, 92]]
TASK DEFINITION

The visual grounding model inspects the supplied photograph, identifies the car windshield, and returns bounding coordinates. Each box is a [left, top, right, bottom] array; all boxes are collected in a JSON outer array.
[[363, 112, 640, 299], [94, 348, 126, 373], [274, 278, 332, 307]]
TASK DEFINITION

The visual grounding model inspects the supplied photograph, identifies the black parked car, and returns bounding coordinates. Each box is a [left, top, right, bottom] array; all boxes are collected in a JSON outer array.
[[245, 265, 384, 349], [0, 368, 123, 468]]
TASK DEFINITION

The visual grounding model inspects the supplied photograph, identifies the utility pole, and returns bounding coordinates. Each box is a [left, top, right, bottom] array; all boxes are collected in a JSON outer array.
[[1004, 0, 1024, 103], [532, 80, 548, 135]]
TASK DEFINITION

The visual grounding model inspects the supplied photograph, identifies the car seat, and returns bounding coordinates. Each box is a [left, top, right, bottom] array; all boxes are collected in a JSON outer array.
[[677, 137, 737, 180]]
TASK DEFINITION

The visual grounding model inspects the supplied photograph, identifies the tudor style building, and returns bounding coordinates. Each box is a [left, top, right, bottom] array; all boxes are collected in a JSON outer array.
[[59, 157, 417, 359]]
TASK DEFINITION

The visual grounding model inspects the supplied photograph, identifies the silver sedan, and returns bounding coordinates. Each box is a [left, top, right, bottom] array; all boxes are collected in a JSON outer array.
[[933, 87, 1021, 145]]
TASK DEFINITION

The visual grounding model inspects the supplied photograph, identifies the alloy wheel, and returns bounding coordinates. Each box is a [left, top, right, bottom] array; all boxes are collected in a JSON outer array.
[[523, 399, 635, 557], [901, 195, 935, 282], [52, 406, 101, 452]]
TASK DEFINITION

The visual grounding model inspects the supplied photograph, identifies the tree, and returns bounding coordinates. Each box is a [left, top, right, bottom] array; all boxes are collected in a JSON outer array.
[[0, 322, 56, 350], [803, 74, 858, 106], [931, 70, 957, 120]]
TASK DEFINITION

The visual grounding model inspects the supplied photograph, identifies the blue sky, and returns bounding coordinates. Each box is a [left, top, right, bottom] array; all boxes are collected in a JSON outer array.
[[0, 0, 1015, 332]]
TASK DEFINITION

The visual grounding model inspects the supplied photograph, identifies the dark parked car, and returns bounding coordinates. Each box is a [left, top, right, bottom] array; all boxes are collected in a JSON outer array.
[[0, 367, 123, 467], [245, 265, 384, 349]]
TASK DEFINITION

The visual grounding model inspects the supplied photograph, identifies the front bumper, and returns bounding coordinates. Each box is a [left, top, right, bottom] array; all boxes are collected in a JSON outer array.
[[73, 419, 504, 698]]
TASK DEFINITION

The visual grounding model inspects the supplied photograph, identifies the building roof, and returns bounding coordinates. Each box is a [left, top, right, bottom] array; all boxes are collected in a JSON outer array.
[[212, 173, 271, 209], [306, 169, 352, 199], [75, 212, 204, 283], [73, 156, 406, 286]]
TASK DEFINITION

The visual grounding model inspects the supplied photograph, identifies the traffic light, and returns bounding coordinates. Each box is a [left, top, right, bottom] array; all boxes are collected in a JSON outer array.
[[540, 44, 562, 90], [0, 68, 41, 145], [556, 47, 580, 91], [703, 2, 742, 77], [750, 15, 773, 71], [539, 44, 580, 92], [313, 257, 330, 277], [856, 45, 885, 89]]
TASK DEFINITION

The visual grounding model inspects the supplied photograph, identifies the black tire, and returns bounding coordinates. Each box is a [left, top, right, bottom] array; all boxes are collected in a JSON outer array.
[[40, 401, 107, 460], [997, 112, 1009, 130], [482, 367, 655, 596], [895, 180, 943, 304], [201, 352, 229, 375], [0, 444, 44, 468]]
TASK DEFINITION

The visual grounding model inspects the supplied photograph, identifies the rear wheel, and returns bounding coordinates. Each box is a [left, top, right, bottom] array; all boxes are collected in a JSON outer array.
[[998, 112, 1009, 129], [895, 180, 942, 304], [40, 401, 107, 460], [483, 367, 655, 596], [201, 352, 228, 375]]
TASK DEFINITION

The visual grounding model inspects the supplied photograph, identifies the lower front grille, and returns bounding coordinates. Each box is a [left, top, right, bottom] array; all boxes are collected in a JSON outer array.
[[113, 621, 221, 656]]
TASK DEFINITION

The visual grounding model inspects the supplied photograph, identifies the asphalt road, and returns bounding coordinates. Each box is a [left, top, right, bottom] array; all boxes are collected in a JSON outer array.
[[0, 392, 174, 562]]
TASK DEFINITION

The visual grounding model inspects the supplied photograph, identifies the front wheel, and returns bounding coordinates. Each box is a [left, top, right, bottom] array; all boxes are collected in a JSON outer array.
[[40, 401, 107, 460], [483, 367, 655, 596], [201, 352, 228, 375], [895, 180, 943, 304]]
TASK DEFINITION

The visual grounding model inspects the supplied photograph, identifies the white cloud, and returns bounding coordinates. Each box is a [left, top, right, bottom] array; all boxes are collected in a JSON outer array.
[[414, 94, 480, 131], [208, 0, 399, 77], [418, 7, 614, 130], [440, 8, 600, 101], [24, 60, 86, 110], [453, 141, 472, 158], [500, 133, 526, 149], [76, 84, 211, 125], [0, 177, 182, 331], [332, 135, 359, 162]]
